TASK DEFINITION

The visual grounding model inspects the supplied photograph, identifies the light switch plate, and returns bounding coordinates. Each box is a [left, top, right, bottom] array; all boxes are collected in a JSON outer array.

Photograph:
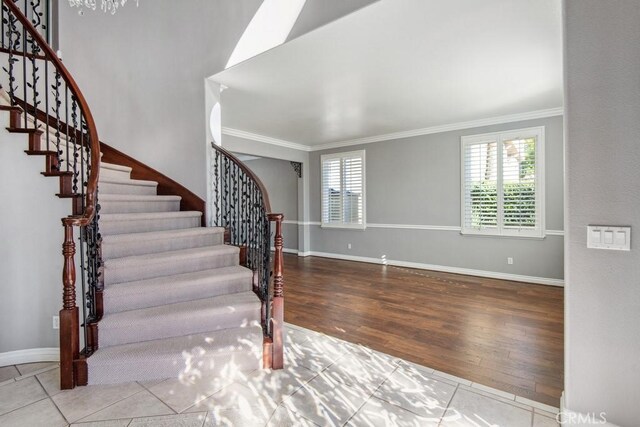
[[587, 225, 631, 251]]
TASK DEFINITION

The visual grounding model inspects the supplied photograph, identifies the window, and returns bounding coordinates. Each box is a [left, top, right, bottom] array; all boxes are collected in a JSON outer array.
[[321, 150, 366, 229], [461, 127, 545, 237]]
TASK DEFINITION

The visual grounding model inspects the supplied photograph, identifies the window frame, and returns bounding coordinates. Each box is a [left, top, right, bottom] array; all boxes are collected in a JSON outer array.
[[460, 126, 545, 239], [320, 150, 367, 230]]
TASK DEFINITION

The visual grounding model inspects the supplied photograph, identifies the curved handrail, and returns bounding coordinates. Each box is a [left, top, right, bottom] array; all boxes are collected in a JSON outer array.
[[2, 0, 100, 225], [211, 143, 272, 214], [210, 142, 285, 369]]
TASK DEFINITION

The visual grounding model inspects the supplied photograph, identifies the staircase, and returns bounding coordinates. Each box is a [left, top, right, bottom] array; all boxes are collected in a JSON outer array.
[[87, 161, 263, 384], [1, 0, 284, 389]]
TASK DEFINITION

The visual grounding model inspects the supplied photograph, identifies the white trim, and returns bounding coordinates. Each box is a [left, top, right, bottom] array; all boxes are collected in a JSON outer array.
[[0, 348, 59, 366], [223, 108, 564, 153], [222, 127, 312, 152], [560, 393, 619, 427], [298, 251, 564, 287], [368, 223, 461, 232], [285, 220, 564, 235]]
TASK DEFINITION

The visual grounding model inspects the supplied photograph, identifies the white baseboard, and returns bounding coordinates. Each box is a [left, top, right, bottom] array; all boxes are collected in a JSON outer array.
[[560, 393, 619, 426], [0, 348, 59, 366], [298, 251, 564, 287]]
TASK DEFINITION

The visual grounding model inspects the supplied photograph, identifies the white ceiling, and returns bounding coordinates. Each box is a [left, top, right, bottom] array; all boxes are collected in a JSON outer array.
[[211, 0, 563, 148]]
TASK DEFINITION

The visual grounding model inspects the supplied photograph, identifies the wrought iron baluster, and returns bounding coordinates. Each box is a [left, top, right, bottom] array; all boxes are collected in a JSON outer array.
[[21, 9, 27, 126], [71, 96, 79, 193], [65, 86, 69, 172], [24, 23, 41, 129], [3, 6, 19, 106], [213, 149, 220, 225], [52, 68, 62, 170]]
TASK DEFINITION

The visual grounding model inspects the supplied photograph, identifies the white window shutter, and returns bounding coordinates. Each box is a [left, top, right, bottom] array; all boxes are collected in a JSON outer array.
[[321, 151, 366, 228], [461, 127, 544, 237]]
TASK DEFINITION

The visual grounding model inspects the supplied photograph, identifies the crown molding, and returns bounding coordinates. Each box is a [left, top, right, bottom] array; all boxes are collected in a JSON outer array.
[[222, 127, 312, 152], [222, 107, 564, 153], [309, 107, 564, 151]]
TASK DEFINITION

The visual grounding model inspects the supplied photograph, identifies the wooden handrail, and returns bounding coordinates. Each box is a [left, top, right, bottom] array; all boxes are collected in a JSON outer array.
[[3, 0, 100, 226]]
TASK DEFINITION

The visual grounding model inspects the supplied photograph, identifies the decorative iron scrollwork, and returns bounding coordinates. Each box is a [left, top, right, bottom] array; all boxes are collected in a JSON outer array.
[[290, 161, 302, 178]]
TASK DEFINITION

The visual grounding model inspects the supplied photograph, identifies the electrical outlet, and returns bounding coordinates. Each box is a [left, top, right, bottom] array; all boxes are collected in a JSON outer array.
[[52, 316, 59, 330], [507, 257, 514, 265], [348, 243, 352, 250]]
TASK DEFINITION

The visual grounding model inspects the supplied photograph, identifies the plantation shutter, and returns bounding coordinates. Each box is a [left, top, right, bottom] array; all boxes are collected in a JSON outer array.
[[502, 137, 538, 232], [463, 139, 499, 231], [461, 128, 544, 237], [322, 157, 342, 224], [321, 151, 365, 228]]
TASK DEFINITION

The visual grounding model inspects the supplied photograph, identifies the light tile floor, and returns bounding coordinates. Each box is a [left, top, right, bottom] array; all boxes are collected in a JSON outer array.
[[0, 324, 560, 426]]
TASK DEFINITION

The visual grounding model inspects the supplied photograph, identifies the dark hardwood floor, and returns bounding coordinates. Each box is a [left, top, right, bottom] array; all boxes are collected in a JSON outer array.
[[283, 254, 564, 407]]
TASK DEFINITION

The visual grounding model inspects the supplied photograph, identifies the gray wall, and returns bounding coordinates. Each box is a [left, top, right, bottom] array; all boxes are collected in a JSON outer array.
[[58, 0, 263, 199], [564, 1, 640, 425], [309, 116, 564, 280], [244, 157, 300, 251], [0, 124, 70, 354]]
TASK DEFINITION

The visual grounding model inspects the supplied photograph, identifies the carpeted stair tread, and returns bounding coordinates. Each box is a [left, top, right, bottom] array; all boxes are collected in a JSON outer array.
[[100, 211, 202, 235], [101, 227, 225, 260], [100, 194, 181, 202], [87, 325, 263, 384], [104, 265, 253, 313], [99, 194, 182, 214], [99, 291, 262, 347], [103, 244, 239, 285]]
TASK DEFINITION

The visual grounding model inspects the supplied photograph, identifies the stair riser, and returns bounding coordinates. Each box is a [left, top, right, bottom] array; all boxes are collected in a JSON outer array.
[[100, 200, 181, 214], [100, 309, 261, 347], [100, 215, 200, 235], [104, 274, 251, 313], [99, 181, 157, 195], [100, 167, 131, 181], [104, 250, 239, 285], [88, 350, 260, 385], [101, 233, 224, 260]]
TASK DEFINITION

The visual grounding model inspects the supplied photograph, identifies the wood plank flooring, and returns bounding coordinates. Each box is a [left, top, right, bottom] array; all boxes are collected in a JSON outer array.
[[283, 254, 564, 407]]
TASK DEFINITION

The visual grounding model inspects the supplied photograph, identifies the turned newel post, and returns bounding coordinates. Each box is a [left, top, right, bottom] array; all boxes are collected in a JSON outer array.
[[60, 221, 80, 389], [268, 213, 285, 369]]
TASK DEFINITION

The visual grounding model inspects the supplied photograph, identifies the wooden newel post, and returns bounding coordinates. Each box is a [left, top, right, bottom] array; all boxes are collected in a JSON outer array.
[[268, 213, 285, 369], [60, 221, 80, 389]]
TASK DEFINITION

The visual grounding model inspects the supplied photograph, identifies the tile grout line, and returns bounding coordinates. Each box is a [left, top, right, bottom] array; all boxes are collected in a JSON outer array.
[[69, 387, 149, 424], [0, 396, 51, 420], [341, 364, 400, 426], [34, 374, 70, 425], [438, 383, 460, 427]]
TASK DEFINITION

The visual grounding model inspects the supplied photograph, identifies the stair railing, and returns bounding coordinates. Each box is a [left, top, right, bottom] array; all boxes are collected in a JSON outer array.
[[211, 143, 285, 369], [1, 0, 101, 388]]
